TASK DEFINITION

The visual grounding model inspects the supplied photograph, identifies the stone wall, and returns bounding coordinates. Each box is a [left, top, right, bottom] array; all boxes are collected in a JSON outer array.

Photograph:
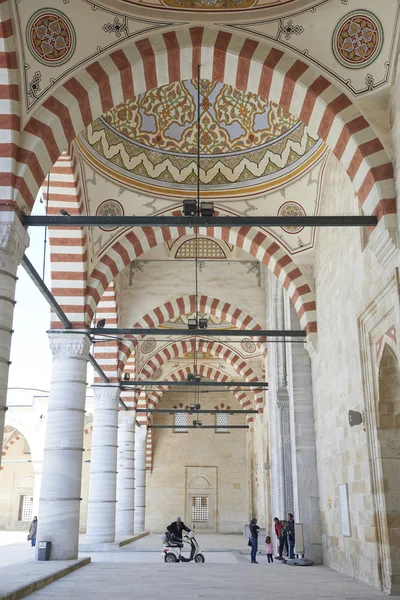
[[0, 434, 34, 530], [312, 153, 400, 589], [145, 390, 248, 533]]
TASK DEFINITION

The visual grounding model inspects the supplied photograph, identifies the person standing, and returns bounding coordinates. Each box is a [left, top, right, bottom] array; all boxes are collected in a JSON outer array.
[[274, 517, 282, 558], [287, 513, 295, 559], [249, 517, 260, 564], [265, 535, 274, 563], [278, 520, 289, 559], [28, 516, 38, 547]]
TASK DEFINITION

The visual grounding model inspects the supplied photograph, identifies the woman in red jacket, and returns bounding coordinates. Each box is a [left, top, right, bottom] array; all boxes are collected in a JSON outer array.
[[274, 517, 282, 558]]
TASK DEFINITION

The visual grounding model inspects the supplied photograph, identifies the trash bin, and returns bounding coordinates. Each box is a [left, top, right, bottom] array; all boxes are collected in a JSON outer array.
[[38, 541, 51, 561]]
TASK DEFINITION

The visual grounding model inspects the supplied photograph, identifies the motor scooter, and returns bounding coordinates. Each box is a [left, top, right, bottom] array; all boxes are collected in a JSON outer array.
[[162, 531, 205, 563]]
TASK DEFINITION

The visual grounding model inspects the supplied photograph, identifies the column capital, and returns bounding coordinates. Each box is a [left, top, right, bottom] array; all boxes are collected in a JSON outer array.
[[93, 386, 120, 408], [0, 211, 29, 262], [118, 410, 135, 428], [48, 332, 91, 360], [135, 424, 147, 444]]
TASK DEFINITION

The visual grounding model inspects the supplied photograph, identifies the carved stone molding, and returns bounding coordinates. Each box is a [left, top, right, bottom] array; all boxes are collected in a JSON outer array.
[[48, 333, 91, 359], [369, 216, 399, 270], [304, 333, 318, 360], [93, 386, 120, 408]]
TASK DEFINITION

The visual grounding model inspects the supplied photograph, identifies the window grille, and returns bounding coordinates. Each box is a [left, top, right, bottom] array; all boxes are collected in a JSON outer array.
[[19, 495, 33, 522], [176, 238, 226, 259], [174, 412, 188, 433], [192, 496, 209, 523], [216, 412, 229, 433]]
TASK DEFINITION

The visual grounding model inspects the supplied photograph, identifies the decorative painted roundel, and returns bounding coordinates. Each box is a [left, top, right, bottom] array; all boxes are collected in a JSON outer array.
[[278, 201, 305, 234], [151, 368, 163, 380], [141, 338, 156, 354], [26, 9, 76, 66], [241, 339, 256, 354], [333, 11, 383, 69], [96, 199, 124, 231]]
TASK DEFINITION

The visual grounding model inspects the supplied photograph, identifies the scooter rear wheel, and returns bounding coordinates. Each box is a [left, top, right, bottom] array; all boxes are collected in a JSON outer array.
[[194, 554, 205, 563], [164, 553, 178, 563]]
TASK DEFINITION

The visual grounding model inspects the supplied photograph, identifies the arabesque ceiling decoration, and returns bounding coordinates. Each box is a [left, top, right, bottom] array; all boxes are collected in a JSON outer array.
[[119, 0, 311, 11], [79, 79, 324, 199]]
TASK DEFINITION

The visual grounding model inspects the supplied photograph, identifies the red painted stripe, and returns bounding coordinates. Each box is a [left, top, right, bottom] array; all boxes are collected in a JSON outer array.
[[86, 62, 114, 113], [64, 78, 93, 128], [212, 31, 232, 82], [0, 18, 13, 38], [190, 27, 204, 79], [347, 139, 384, 182], [43, 96, 76, 145], [299, 76, 331, 125], [258, 48, 284, 100], [236, 38, 258, 90], [333, 116, 369, 161], [24, 117, 60, 164], [136, 38, 157, 90], [318, 94, 352, 141], [357, 163, 394, 204], [110, 49, 135, 101], [0, 84, 18, 100], [163, 31, 181, 82], [279, 61, 309, 111]]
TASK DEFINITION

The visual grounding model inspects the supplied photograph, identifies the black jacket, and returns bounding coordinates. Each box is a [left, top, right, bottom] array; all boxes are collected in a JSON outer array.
[[249, 523, 260, 538], [167, 521, 191, 538], [287, 519, 295, 540]]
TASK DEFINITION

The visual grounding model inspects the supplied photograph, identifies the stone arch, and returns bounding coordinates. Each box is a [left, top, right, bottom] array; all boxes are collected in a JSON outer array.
[[377, 344, 400, 594], [190, 476, 211, 489], [118, 293, 266, 371], [12, 27, 395, 222], [86, 224, 316, 333], [138, 337, 264, 410], [146, 363, 257, 421]]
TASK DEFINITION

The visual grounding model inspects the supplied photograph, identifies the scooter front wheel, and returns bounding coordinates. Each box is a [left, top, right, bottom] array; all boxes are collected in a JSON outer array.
[[164, 553, 178, 563], [194, 554, 205, 563]]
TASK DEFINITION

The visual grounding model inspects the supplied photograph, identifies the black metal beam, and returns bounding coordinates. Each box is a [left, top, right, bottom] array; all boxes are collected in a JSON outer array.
[[136, 408, 257, 414], [103, 380, 267, 388], [149, 425, 249, 429], [21, 255, 111, 387], [85, 328, 304, 338], [21, 255, 71, 329], [22, 215, 377, 228]]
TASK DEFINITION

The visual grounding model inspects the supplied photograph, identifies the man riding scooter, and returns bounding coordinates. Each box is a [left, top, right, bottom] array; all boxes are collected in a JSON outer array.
[[166, 517, 195, 561]]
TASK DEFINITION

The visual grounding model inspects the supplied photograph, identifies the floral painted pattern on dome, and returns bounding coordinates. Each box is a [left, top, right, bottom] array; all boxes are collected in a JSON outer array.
[[333, 11, 383, 69], [96, 199, 124, 231], [26, 9, 76, 66], [278, 201, 306, 234]]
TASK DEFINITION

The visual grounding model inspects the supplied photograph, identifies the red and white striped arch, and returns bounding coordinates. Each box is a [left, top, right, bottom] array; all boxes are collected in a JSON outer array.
[[117, 293, 266, 372], [146, 363, 257, 422], [139, 338, 264, 410], [44, 149, 88, 328], [6, 27, 395, 224], [93, 282, 119, 381], [88, 225, 317, 333]]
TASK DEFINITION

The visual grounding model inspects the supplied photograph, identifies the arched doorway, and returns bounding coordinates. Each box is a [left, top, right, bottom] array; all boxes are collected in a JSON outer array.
[[378, 345, 400, 593]]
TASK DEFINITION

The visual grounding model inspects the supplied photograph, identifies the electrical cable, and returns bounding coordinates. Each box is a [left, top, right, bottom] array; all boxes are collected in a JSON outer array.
[[42, 173, 50, 280]]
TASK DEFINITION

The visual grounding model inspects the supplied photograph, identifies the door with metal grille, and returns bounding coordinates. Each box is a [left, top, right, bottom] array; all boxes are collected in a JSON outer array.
[[192, 495, 209, 524]]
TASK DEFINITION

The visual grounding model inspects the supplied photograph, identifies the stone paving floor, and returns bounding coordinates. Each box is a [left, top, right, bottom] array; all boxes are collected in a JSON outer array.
[[0, 531, 388, 599], [24, 562, 387, 600]]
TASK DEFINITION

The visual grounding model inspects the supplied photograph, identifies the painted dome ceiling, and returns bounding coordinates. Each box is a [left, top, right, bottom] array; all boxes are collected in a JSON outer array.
[[99, 0, 318, 17], [78, 78, 325, 199]]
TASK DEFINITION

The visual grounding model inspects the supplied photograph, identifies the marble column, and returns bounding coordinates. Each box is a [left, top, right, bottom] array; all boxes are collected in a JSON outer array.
[[134, 425, 147, 533], [266, 270, 294, 520], [37, 332, 90, 560], [32, 462, 43, 518], [285, 298, 322, 563], [115, 411, 135, 538], [85, 387, 119, 544], [0, 212, 29, 470]]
